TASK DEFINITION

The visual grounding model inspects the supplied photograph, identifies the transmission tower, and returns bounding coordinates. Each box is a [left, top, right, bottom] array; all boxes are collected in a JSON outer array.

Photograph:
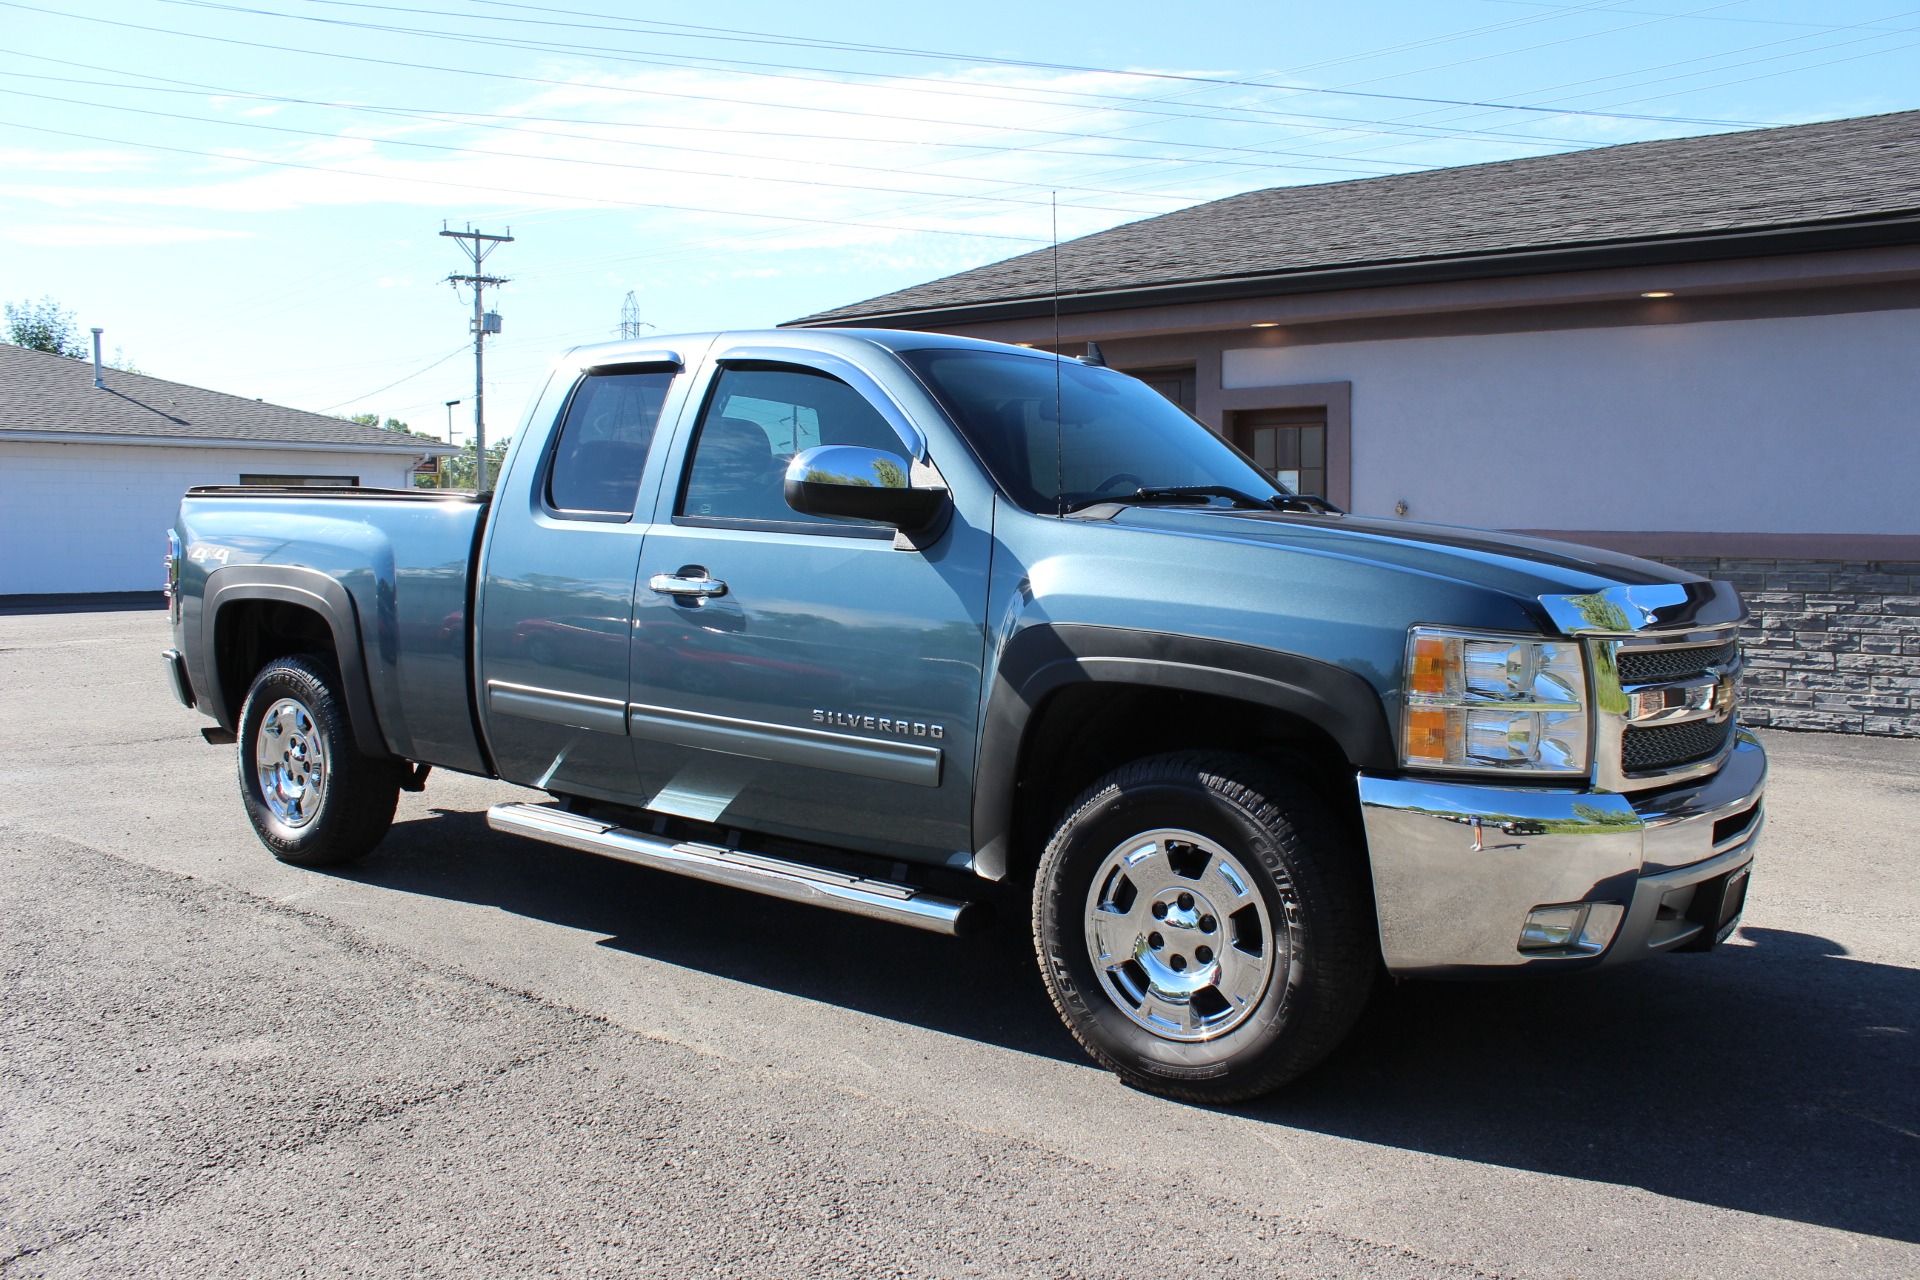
[[619, 290, 648, 340], [440, 223, 513, 491]]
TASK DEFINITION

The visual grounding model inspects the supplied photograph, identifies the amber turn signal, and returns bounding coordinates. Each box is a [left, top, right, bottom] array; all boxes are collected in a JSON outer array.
[[1403, 707, 1453, 762], [1409, 635, 1451, 697]]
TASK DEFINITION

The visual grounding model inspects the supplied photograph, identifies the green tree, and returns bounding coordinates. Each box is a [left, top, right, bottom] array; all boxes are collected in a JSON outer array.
[[336, 412, 468, 488], [433, 439, 509, 491], [345, 412, 432, 437], [4, 296, 86, 358]]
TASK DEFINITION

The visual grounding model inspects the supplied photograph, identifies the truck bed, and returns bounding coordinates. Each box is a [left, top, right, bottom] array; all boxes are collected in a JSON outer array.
[[174, 486, 491, 775]]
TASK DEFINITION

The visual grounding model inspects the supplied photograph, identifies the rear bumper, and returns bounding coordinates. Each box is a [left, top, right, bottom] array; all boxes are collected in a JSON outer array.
[[162, 647, 195, 709], [1358, 731, 1766, 977]]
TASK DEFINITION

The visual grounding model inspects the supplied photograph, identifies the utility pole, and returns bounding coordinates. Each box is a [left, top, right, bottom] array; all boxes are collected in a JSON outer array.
[[442, 399, 461, 489], [619, 290, 647, 340], [440, 224, 512, 491]]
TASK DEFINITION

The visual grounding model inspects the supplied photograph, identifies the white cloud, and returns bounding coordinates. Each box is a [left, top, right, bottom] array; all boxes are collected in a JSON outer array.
[[0, 145, 150, 174], [1, 63, 1314, 253], [3, 221, 252, 246]]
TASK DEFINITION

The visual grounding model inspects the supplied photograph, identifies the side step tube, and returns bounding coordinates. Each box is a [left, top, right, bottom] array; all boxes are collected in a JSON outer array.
[[487, 802, 984, 937]]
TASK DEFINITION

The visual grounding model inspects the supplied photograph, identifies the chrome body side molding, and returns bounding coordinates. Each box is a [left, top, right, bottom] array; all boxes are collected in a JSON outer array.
[[484, 680, 628, 735], [487, 802, 980, 935], [626, 702, 943, 787]]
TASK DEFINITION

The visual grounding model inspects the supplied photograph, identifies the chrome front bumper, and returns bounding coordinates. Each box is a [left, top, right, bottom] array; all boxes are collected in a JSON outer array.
[[1358, 731, 1766, 977]]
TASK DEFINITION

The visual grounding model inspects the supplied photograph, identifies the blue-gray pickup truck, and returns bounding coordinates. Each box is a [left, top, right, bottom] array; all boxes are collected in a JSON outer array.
[[164, 329, 1766, 1101]]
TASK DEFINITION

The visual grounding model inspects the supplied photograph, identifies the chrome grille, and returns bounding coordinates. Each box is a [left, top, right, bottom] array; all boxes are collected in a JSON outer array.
[[1593, 627, 1743, 791], [1622, 718, 1735, 773], [1615, 639, 1738, 686]]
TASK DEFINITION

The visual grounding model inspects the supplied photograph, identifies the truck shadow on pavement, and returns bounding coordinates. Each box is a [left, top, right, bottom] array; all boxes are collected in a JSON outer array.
[[355, 808, 1917, 1246]]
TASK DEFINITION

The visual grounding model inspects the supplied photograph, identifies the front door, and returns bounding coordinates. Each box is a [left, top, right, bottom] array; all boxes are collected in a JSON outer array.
[[628, 357, 990, 866], [477, 359, 687, 803]]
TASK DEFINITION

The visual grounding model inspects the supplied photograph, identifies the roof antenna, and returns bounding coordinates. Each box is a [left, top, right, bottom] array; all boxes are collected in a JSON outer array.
[[1082, 341, 1106, 367], [1052, 191, 1064, 519]]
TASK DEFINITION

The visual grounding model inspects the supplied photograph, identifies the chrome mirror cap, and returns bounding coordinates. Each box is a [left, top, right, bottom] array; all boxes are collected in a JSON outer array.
[[782, 445, 947, 531]]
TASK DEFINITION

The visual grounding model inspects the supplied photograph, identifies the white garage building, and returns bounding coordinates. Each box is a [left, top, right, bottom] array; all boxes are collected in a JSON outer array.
[[0, 343, 452, 600]]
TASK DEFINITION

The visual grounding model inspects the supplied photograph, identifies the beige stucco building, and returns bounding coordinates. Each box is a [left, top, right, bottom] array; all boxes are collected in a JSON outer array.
[[794, 111, 1920, 734]]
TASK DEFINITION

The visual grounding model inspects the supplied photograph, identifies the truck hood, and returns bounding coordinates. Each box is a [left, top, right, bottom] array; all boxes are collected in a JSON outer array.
[[1106, 506, 1739, 631]]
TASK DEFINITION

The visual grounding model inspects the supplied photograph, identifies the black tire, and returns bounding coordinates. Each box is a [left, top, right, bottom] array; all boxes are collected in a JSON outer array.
[[1033, 751, 1374, 1104], [237, 655, 402, 867]]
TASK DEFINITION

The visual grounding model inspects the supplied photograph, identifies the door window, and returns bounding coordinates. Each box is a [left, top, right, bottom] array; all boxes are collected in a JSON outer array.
[[678, 364, 906, 527], [546, 368, 677, 517]]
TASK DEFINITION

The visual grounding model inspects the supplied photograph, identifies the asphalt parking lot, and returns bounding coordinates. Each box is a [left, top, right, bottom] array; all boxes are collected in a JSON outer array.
[[2, 606, 1916, 1279]]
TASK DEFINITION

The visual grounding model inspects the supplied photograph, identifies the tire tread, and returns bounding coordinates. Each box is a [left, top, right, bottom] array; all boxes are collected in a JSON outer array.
[[1033, 750, 1374, 1103], [238, 654, 401, 867]]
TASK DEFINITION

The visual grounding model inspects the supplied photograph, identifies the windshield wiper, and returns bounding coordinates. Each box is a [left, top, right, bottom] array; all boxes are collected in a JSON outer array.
[[1271, 492, 1344, 514], [1126, 485, 1276, 510], [1064, 485, 1345, 515]]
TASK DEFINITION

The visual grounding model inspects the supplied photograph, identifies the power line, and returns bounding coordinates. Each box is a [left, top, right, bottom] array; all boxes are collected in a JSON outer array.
[[5, 0, 1795, 260], [1305, 4, 1920, 168], [1475, 0, 1920, 32], [942, 0, 1754, 198], [320, 342, 469, 411], [0, 118, 1053, 243], [0, 83, 1186, 216], [110, 0, 1863, 231], [0, 0, 1759, 153], [0, 55, 1426, 180], [215, 0, 1785, 128]]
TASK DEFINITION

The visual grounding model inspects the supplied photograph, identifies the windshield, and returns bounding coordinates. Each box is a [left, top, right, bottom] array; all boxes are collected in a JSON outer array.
[[899, 348, 1287, 514]]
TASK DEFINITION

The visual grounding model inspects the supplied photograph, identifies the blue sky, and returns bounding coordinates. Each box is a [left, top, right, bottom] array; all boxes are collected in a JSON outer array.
[[4, 1, 1917, 446]]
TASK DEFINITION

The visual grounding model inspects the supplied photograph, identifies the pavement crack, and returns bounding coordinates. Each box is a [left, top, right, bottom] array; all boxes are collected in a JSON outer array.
[[3, 1029, 588, 1273]]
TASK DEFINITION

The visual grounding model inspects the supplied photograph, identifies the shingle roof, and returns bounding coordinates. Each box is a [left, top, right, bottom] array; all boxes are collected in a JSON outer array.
[[0, 343, 454, 452], [791, 109, 1920, 326]]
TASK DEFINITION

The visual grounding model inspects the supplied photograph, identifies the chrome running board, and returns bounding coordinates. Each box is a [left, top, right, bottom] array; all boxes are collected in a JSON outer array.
[[486, 802, 983, 937]]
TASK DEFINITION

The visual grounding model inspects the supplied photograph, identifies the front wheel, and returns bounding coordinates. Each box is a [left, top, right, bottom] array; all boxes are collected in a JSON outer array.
[[1033, 752, 1375, 1103], [237, 655, 402, 867]]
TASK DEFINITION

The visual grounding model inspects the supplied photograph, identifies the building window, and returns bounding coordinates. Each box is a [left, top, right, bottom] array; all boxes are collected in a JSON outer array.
[[237, 474, 359, 486], [1232, 407, 1326, 498], [1127, 366, 1197, 414]]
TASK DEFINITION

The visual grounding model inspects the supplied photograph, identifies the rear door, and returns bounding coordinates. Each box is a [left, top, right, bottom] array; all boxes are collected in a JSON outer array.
[[476, 353, 693, 804], [628, 348, 991, 866]]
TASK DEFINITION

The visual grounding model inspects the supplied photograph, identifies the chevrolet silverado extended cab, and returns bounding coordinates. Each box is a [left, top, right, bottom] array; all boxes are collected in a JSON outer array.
[[164, 329, 1765, 1101]]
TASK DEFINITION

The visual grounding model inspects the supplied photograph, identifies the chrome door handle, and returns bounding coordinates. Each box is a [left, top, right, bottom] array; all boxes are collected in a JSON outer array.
[[648, 571, 728, 600]]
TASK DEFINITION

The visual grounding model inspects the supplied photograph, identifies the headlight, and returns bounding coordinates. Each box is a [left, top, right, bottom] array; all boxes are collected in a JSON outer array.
[[1402, 627, 1590, 774]]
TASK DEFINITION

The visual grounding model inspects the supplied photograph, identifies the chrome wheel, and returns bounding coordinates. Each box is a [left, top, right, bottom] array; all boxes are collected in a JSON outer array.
[[1083, 828, 1277, 1042], [254, 696, 328, 829]]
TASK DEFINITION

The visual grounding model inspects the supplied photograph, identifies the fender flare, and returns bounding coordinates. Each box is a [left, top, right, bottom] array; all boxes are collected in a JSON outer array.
[[199, 565, 392, 758], [971, 623, 1394, 880]]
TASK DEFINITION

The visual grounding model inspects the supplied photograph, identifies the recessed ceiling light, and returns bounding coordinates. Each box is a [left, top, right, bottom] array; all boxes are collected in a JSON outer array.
[[1014, 342, 1035, 347], [1640, 290, 1674, 298], [1251, 321, 1281, 328]]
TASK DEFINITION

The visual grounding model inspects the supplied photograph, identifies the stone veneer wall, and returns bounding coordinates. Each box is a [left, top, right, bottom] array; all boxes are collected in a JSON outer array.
[[1649, 557, 1920, 737]]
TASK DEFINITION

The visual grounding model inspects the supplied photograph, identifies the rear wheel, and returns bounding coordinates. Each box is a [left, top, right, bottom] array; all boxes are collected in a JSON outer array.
[[1033, 752, 1374, 1103], [237, 655, 402, 867]]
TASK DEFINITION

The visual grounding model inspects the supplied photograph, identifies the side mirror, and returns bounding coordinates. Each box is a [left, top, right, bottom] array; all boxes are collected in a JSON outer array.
[[783, 445, 947, 532]]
